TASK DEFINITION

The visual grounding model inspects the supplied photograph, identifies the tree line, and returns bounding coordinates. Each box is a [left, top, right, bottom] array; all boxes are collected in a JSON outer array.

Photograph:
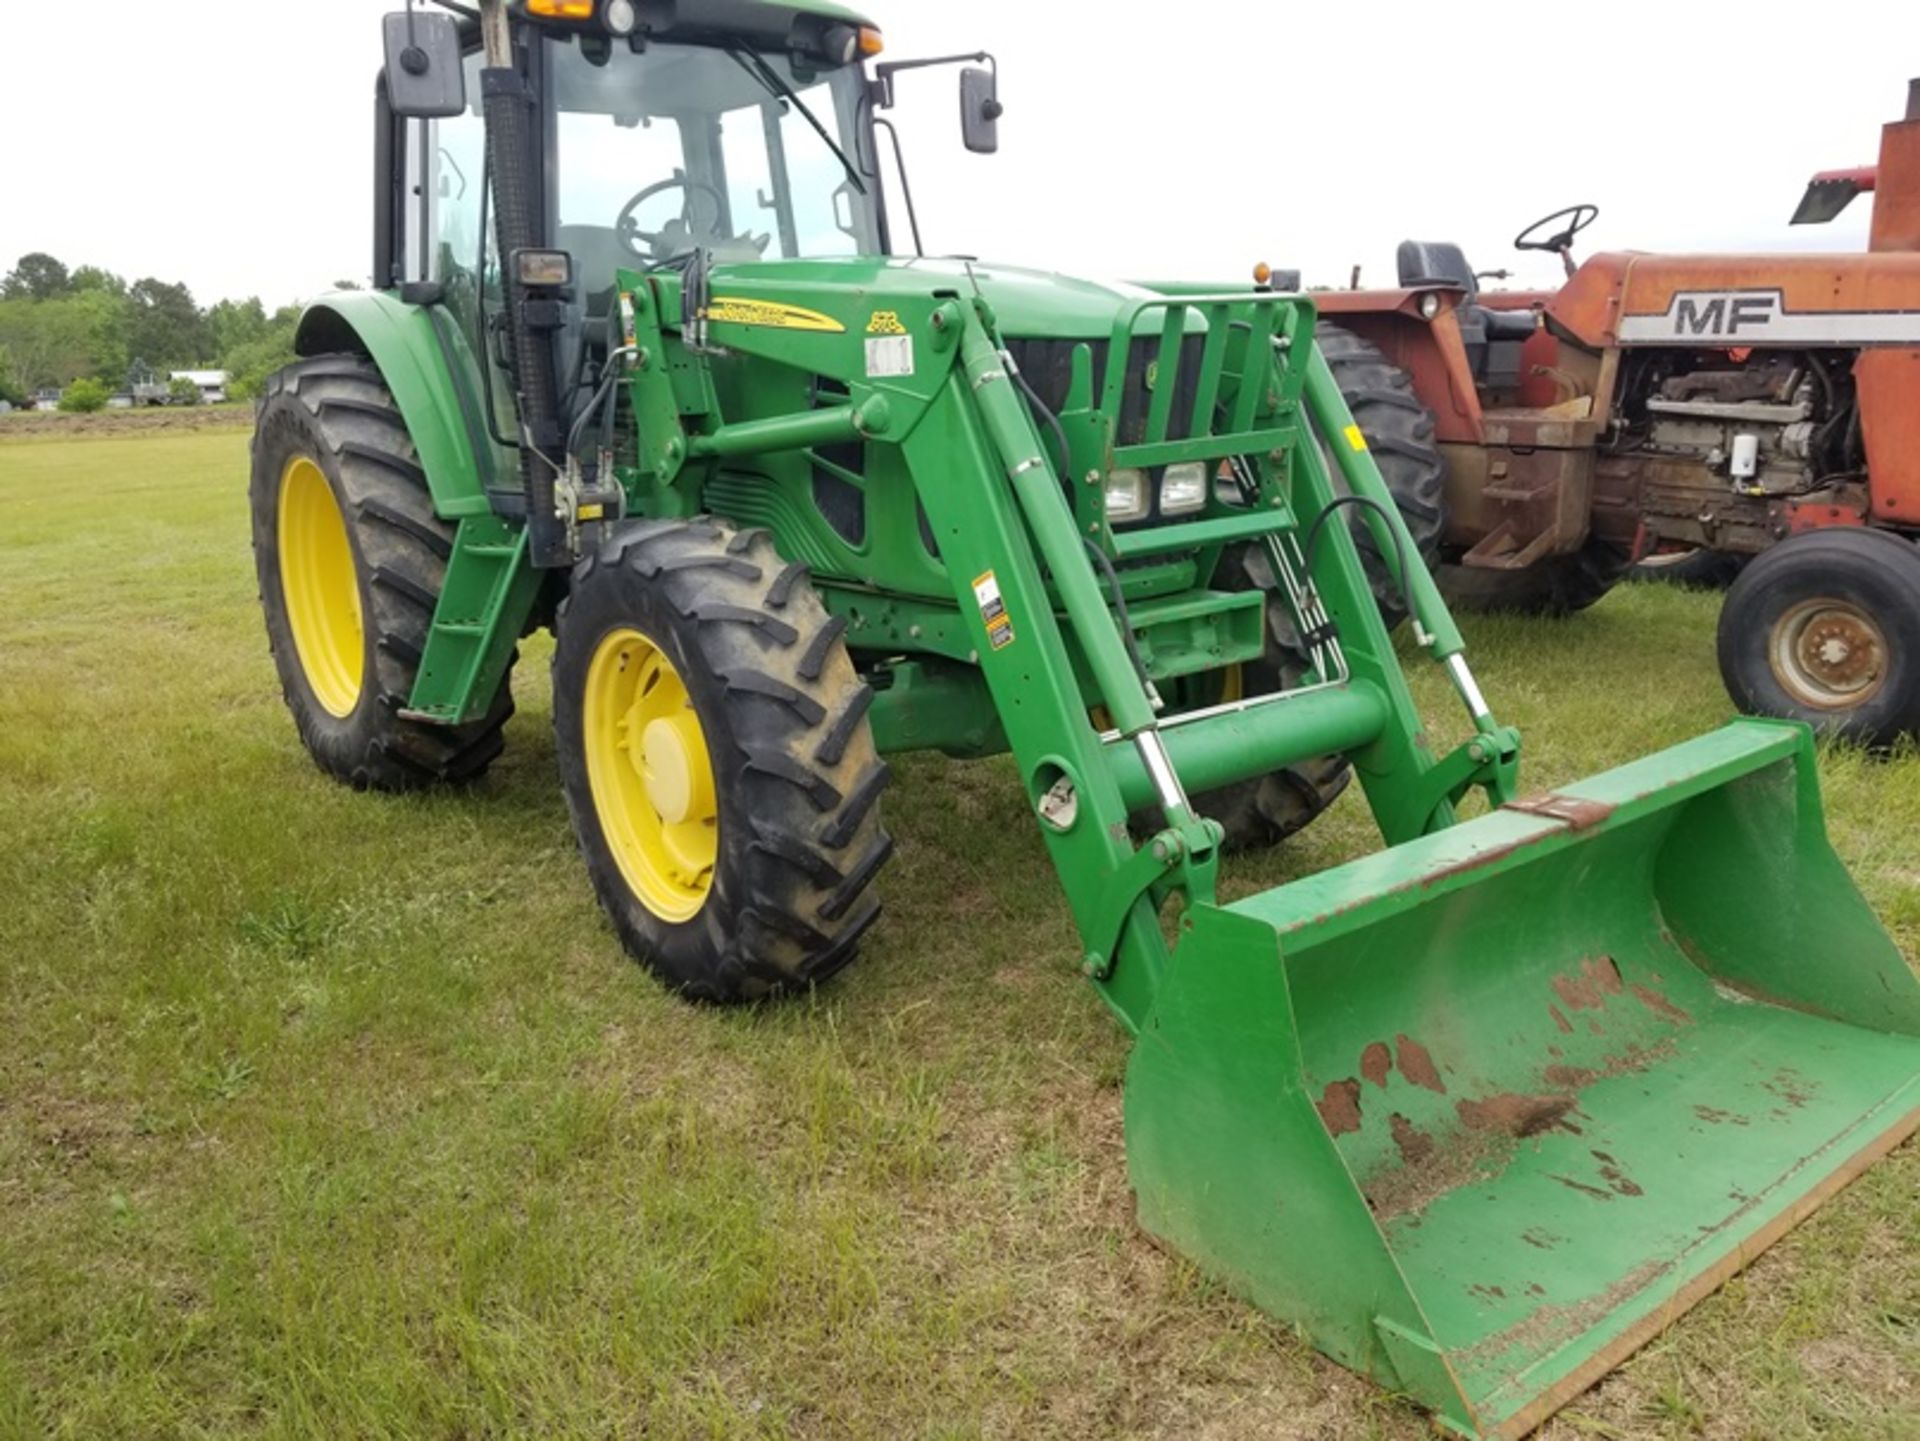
[[0, 252, 346, 411]]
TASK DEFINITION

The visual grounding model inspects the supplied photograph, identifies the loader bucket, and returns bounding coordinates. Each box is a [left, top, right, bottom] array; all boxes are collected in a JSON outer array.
[[1126, 720, 1920, 1440]]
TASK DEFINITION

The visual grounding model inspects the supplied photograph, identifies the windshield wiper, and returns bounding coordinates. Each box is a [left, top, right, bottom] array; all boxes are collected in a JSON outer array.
[[725, 47, 866, 196]]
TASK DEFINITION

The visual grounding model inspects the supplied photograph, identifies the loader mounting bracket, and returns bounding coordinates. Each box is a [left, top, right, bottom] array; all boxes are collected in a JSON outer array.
[[1407, 725, 1522, 829], [1082, 820, 1222, 980]]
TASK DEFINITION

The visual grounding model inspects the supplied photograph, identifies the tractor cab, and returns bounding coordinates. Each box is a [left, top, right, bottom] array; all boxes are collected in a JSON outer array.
[[370, 0, 1001, 566], [547, 37, 883, 281], [391, 4, 890, 410]]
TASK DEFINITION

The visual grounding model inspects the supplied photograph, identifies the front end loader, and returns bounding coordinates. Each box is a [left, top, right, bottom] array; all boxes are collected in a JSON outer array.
[[247, 4, 1920, 1435]]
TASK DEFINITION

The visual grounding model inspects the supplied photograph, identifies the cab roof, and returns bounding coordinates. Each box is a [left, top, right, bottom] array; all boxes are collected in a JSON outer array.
[[627, 0, 878, 49]]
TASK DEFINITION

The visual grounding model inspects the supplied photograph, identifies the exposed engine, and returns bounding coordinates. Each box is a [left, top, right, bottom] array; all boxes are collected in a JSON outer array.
[[1619, 351, 1862, 498]]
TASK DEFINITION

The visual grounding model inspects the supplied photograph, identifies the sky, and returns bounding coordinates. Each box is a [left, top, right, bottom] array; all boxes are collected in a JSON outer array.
[[3, 0, 1915, 308]]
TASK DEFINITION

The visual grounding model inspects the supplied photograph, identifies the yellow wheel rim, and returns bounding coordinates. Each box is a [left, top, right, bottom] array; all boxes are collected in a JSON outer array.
[[277, 455, 364, 718], [583, 627, 718, 921]]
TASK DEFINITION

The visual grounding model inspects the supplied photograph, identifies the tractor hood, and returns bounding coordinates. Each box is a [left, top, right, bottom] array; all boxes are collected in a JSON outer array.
[[708, 255, 1200, 341]]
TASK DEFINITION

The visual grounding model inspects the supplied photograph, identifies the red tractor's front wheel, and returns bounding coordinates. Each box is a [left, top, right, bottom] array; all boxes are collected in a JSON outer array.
[[1718, 527, 1920, 747]]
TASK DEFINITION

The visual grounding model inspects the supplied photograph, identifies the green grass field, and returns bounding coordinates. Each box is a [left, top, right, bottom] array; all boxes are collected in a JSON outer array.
[[2, 428, 1915, 1440]]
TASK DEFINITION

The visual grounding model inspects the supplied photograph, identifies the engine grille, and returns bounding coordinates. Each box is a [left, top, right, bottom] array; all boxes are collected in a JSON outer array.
[[1007, 335, 1210, 448]]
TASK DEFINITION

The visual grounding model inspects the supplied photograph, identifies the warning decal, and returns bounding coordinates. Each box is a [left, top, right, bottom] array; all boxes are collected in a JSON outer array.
[[866, 334, 914, 378], [972, 570, 1016, 651], [1343, 423, 1369, 452]]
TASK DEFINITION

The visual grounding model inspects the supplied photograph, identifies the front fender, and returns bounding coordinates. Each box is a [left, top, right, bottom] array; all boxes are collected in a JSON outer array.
[[295, 290, 502, 520]]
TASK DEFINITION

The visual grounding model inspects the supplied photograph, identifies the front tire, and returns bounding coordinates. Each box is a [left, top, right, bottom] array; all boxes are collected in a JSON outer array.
[[1717, 527, 1920, 747], [553, 519, 892, 1001], [250, 355, 514, 790]]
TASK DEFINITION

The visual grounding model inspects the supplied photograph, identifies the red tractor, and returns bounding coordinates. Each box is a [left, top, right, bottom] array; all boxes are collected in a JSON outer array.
[[1319, 79, 1920, 745]]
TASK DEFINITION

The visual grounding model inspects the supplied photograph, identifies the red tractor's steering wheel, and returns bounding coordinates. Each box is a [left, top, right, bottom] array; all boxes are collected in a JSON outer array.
[[1513, 204, 1599, 256], [617, 175, 730, 260], [1513, 204, 1598, 278]]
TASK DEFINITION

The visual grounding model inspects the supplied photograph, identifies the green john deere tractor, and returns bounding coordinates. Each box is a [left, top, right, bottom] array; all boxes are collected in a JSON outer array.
[[250, 3, 1920, 1435]]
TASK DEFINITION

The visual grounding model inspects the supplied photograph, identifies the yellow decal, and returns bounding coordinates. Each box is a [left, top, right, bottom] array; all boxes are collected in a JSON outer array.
[[971, 570, 1015, 651], [1344, 423, 1369, 452], [867, 309, 908, 335], [703, 297, 846, 333]]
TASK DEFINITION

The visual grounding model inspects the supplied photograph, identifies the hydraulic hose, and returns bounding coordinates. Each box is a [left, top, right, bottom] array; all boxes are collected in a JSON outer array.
[[1300, 492, 1422, 636]]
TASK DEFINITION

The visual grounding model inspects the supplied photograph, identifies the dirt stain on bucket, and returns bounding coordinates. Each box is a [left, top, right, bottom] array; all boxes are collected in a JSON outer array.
[[1552, 956, 1624, 1012], [1316, 1078, 1364, 1135], [1389, 1112, 1434, 1165], [1592, 1150, 1646, 1197], [1396, 1035, 1447, 1094], [1359, 1041, 1394, 1090], [1631, 982, 1692, 1025], [1457, 1092, 1577, 1138]]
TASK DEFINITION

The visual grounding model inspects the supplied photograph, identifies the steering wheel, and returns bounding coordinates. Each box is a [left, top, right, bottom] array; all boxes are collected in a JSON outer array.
[[616, 176, 730, 259], [1514, 204, 1599, 255]]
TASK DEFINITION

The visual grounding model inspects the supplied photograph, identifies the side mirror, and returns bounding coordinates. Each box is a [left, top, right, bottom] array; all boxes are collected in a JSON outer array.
[[960, 66, 1002, 155], [382, 11, 467, 119]]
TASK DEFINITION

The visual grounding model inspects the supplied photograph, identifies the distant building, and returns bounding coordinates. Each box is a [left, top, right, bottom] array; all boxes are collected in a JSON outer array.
[[31, 388, 60, 412], [170, 370, 230, 404]]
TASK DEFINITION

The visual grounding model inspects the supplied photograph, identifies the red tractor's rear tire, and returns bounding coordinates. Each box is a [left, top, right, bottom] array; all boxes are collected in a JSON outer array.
[[1316, 323, 1449, 627]]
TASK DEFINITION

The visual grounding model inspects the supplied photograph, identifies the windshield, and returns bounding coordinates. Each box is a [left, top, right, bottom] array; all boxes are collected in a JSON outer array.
[[549, 37, 881, 286]]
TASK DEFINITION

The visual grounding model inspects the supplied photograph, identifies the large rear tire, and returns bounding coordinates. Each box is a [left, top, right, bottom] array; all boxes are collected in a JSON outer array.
[[553, 519, 892, 1001], [1717, 527, 1920, 748], [250, 355, 514, 790], [1315, 323, 1449, 626]]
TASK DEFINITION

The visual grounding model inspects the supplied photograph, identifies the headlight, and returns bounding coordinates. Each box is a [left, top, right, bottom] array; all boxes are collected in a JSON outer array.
[[604, 0, 637, 33], [1159, 462, 1208, 515], [1418, 291, 1442, 320], [1104, 468, 1149, 523]]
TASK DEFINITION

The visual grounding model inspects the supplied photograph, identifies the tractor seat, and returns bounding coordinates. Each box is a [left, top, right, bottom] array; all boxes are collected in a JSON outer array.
[[1395, 239, 1535, 386], [1396, 239, 1476, 294], [1481, 307, 1538, 341], [557, 224, 631, 322]]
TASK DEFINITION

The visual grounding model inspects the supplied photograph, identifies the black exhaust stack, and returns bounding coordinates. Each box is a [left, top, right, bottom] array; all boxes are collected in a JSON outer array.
[[480, 0, 571, 568]]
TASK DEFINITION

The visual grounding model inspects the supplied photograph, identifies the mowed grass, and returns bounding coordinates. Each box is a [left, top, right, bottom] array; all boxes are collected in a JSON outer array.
[[0, 428, 1915, 1441]]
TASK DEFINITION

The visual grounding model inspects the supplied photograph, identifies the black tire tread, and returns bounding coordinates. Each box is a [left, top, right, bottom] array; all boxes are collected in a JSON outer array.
[[1315, 322, 1449, 624], [249, 353, 514, 792], [554, 518, 891, 1001], [1717, 526, 1920, 747]]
